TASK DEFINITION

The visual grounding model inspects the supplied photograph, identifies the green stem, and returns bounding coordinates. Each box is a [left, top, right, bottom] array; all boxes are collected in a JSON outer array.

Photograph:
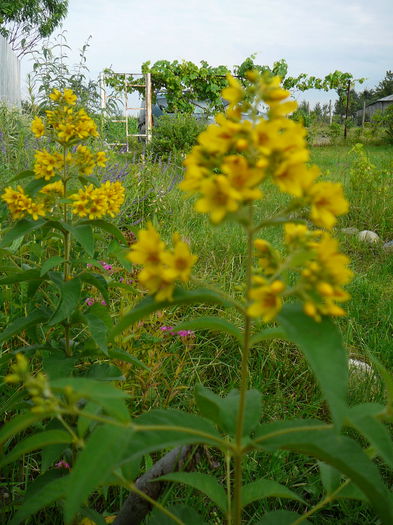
[[233, 204, 254, 525], [62, 146, 72, 357]]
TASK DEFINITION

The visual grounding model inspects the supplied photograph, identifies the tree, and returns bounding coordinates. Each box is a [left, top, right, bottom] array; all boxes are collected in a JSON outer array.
[[0, 0, 68, 57], [375, 70, 393, 98]]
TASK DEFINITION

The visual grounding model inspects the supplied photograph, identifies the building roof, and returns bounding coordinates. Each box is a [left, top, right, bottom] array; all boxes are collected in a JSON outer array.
[[378, 94, 393, 102]]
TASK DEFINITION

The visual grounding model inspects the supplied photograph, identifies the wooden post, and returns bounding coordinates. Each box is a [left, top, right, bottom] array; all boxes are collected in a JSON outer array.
[[362, 100, 366, 127], [344, 80, 351, 140], [145, 72, 152, 143]]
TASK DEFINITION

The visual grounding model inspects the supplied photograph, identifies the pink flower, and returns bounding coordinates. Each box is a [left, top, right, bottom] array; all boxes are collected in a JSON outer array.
[[160, 326, 174, 332], [101, 300, 107, 306], [55, 460, 70, 470], [177, 330, 195, 337], [85, 298, 95, 306]]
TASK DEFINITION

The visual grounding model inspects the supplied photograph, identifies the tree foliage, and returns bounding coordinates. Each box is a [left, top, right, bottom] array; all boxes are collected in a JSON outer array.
[[0, 0, 68, 57]]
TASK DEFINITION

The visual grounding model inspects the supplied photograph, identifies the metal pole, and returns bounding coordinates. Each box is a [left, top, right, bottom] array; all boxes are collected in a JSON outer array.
[[362, 100, 366, 127], [344, 80, 351, 140], [329, 100, 332, 125], [145, 72, 152, 143]]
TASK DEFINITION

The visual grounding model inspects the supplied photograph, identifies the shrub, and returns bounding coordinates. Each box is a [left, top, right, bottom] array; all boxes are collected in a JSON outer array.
[[148, 113, 207, 159]]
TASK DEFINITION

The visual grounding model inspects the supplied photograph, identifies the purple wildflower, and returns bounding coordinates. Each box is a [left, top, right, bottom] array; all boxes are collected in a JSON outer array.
[[55, 460, 70, 469], [85, 298, 95, 306], [177, 330, 195, 337]]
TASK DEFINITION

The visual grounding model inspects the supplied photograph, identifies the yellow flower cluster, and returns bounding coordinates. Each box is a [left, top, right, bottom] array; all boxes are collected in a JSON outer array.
[[127, 223, 197, 301], [248, 223, 353, 321], [69, 181, 125, 219], [33, 149, 65, 180], [1, 185, 46, 220], [181, 72, 348, 229], [73, 145, 108, 175]]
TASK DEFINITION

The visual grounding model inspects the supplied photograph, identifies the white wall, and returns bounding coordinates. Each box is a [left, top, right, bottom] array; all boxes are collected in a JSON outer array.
[[0, 35, 21, 107]]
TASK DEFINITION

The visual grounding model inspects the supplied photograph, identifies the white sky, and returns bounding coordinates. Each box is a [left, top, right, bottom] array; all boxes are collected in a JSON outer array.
[[22, 0, 393, 106]]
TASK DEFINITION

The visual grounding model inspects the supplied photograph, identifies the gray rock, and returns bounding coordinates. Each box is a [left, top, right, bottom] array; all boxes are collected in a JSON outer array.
[[383, 240, 393, 252], [358, 230, 380, 243]]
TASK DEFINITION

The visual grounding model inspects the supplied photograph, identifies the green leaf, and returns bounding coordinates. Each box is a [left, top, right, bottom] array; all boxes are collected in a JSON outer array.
[[0, 413, 45, 446], [64, 424, 131, 523], [195, 385, 262, 437], [257, 510, 312, 524], [346, 403, 393, 470], [24, 178, 51, 196], [79, 219, 126, 244], [83, 303, 112, 354], [254, 421, 393, 524], [79, 271, 109, 303], [110, 288, 231, 340], [50, 377, 128, 401], [0, 268, 42, 284], [277, 303, 347, 427], [147, 505, 208, 525], [250, 327, 288, 347], [1, 430, 72, 467], [174, 316, 242, 343], [43, 355, 77, 380], [10, 169, 35, 182], [336, 482, 368, 502], [49, 277, 81, 325], [241, 478, 305, 507], [40, 256, 65, 276], [128, 409, 223, 457], [0, 309, 50, 343], [9, 475, 68, 525], [107, 348, 149, 370], [65, 223, 94, 256], [41, 442, 68, 472], [157, 472, 227, 512], [0, 218, 45, 247], [318, 461, 341, 494]]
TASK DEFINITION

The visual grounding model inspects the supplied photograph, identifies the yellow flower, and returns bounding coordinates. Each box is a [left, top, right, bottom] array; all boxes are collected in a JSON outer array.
[[308, 182, 348, 229], [222, 74, 244, 106], [221, 155, 264, 202], [74, 145, 96, 175], [31, 116, 45, 138], [34, 150, 63, 180], [161, 237, 198, 282], [27, 200, 46, 220], [195, 175, 241, 223], [49, 88, 62, 102], [254, 239, 280, 275], [95, 151, 108, 167], [273, 163, 318, 197], [127, 222, 166, 266], [57, 122, 76, 144], [63, 89, 77, 105], [1, 185, 32, 219], [248, 278, 285, 321], [40, 180, 65, 196], [138, 264, 175, 302]]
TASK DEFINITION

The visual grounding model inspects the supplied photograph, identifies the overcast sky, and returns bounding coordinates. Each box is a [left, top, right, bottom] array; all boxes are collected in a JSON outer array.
[[22, 0, 393, 105]]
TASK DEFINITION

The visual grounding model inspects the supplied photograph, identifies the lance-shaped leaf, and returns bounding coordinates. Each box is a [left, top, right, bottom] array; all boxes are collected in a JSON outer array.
[[64, 424, 131, 523], [0, 268, 42, 284], [1, 430, 72, 467], [346, 403, 393, 470], [111, 288, 232, 340], [40, 256, 66, 276], [10, 169, 35, 183], [9, 474, 68, 525], [127, 409, 224, 458], [83, 303, 112, 354], [253, 420, 393, 524], [79, 219, 126, 244], [64, 223, 95, 257], [49, 276, 81, 325], [157, 472, 227, 512], [0, 412, 45, 446], [241, 478, 305, 507], [0, 309, 50, 343], [174, 316, 242, 343], [107, 348, 149, 370], [250, 327, 288, 347], [0, 218, 45, 248], [195, 385, 262, 437], [79, 271, 109, 303], [277, 303, 347, 427]]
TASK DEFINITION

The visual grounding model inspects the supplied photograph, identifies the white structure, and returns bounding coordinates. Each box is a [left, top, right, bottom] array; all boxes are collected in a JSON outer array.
[[0, 35, 21, 107]]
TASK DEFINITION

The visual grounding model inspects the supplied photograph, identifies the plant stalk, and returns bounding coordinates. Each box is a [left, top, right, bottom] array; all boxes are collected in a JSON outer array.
[[233, 204, 254, 525]]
